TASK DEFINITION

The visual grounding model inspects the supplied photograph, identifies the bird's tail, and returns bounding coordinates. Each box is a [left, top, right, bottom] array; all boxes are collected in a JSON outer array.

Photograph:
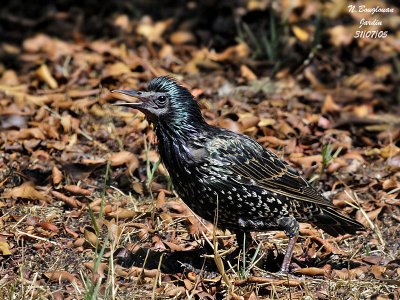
[[313, 207, 365, 237]]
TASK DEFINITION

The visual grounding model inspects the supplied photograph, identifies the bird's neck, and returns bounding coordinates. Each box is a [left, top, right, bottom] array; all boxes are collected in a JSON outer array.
[[155, 116, 208, 143], [153, 116, 208, 174]]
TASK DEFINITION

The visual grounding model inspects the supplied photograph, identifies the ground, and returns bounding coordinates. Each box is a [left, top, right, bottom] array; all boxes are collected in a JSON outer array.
[[0, 1, 400, 299]]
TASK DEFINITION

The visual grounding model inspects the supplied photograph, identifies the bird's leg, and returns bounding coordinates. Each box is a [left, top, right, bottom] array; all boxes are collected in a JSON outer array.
[[276, 216, 299, 274]]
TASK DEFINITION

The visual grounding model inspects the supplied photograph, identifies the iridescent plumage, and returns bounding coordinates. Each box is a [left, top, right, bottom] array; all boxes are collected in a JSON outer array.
[[112, 76, 364, 273]]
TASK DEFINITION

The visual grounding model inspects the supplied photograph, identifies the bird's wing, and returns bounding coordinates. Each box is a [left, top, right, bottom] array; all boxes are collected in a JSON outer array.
[[205, 134, 335, 208]]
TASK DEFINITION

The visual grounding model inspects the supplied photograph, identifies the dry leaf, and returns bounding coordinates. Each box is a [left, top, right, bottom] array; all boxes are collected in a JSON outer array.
[[44, 271, 78, 283], [5, 182, 51, 203], [36, 64, 58, 89], [240, 65, 257, 81], [294, 267, 327, 276], [114, 14, 131, 33], [52, 166, 63, 185], [103, 62, 131, 78], [322, 95, 341, 113], [137, 17, 173, 43], [51, 191, 82, 208], [64, 185, 90, 196], [38, 222, 60, 233], [292, 26, 309, 42], [380, 144, 400, 159], [108, 208, 138, 219], [170, 31, 195, 45], [84, 227, 99, 248], [0, 241, 12, 256]]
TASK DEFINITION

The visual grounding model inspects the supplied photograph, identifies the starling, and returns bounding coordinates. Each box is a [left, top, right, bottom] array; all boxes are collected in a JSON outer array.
[[112, 76, 365, 273]]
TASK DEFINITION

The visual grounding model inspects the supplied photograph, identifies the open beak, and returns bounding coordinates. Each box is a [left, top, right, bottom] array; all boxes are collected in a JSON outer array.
[[111, 90, 145, 108]]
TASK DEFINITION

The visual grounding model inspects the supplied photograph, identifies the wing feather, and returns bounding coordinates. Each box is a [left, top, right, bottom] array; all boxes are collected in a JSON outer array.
[[206, 135, 335, 208]]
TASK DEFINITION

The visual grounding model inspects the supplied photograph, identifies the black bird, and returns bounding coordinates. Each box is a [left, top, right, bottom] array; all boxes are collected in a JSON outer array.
[[112, 76, 365, 273]]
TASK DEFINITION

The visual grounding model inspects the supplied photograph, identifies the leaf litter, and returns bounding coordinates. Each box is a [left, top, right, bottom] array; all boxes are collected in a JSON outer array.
[[0, 1, 399, 299]]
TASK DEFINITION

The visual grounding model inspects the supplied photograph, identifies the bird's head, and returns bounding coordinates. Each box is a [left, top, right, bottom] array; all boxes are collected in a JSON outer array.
[[112, 76, 204, 127]]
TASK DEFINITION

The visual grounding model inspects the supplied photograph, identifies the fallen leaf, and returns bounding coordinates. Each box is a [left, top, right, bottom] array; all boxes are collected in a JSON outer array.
[[52, 165, 63, 185], [0, 241, 12, 255], [322, 94, 341, 113], [36, 64, 58, 89], [51, 191, 82, 208], [5, 182, 51, 203], [170, 31, 195, 45], [292, 25, 309, 42], [294, 267, 327, 276], [240, 65, 257, 81], [44, 271, 78, 283], [64, 185, 91, 196], [136, 17, 173, 43]]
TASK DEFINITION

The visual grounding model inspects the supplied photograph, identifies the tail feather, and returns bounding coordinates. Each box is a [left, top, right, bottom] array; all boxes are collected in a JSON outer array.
[[313, 207, 365, 237]]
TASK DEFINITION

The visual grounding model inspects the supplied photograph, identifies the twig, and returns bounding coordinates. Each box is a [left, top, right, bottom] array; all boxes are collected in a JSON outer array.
[[15, 229, 57, 245], [344, 190, 385, 246]]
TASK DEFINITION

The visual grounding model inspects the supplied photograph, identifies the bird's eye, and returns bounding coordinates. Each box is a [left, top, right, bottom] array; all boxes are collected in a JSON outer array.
[[156, 95, 167, 106]]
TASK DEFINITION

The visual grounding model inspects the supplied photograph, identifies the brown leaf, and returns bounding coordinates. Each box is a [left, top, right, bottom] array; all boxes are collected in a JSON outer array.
[[353, 104, 373, 118], [329, 25, 353, 47], [5, 182, 51, 203], [60, 115, 72, 133], [257, 118, 276, 128], [52, 166, 63, 185], [160, 212, 173, 226], [64, 185, 91, 196], [218, 118, 240, 133], [170, 31, 195, 45], [0, 70, 19, 86], [294, 267, 328, 276], [240, 65, 257, 81], [380, 144, 400, 159], [289, 154, 322, 170], [114, 14, 131, 33], [102, 62, 131, 78], [0, 241, 12, 256], [15, 128, 46, 140], [36, 64, 58, 89], [332, 269, 349, 280], [156, 190, 166, 208], [83, 262, 108, 278], [109, 151, 139, 175], [107, 208, 138, 219], [239, 114, 259, 131], [322, 95, 341, 113], [164, 286, 186, 297], [51, 191, 82, 208], [356, 207, 383, 227], [136, 17, 173, 43], [292, 25, 309, 42], [370, 265, 386, 279], [84, 227, 99, 248], [234, 276, 300, 287], [38, 222, 60, 233], [44, 271, 78, 283]]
